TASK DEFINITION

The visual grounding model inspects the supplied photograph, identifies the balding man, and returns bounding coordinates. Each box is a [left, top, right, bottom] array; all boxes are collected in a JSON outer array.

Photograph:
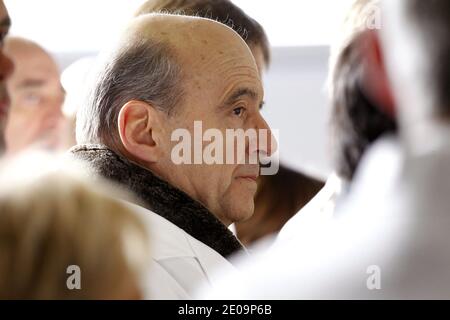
[[72, 14, 275, 299], [3, 37, 66, 155], [0, 1, 13, 155]]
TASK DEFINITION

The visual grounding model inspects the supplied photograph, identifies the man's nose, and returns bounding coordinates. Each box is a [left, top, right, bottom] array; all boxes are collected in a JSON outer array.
[[252, 114, 278, 157]]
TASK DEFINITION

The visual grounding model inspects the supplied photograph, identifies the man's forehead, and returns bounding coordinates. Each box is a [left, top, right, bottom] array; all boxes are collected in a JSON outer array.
[[125, 13, 263, 99], [182, 43, 263, 105], [127, 14, 222, 42], [128, 13, 246, 50], [190, 42, 260, 83], [9, 54, 60, 87], [6, 41, 58, 68], [191, 70, 263, 112]]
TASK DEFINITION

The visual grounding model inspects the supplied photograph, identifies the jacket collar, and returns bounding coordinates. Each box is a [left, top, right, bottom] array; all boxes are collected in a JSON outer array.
[[69, 144, 244, 259]]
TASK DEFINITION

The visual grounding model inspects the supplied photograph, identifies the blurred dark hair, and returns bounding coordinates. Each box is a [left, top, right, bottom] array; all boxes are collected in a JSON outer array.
[[329, 0, 397, 181], [135, 0, 270, 66], [330, 41, 397, 181]]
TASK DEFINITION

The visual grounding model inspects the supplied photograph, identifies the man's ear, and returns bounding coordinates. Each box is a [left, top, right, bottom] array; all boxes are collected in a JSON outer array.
[[360, 30, 397, 118], [118, 100, 162, 163]]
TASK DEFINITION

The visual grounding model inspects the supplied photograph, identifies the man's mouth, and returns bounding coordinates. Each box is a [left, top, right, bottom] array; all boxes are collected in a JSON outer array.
[[234, 163, 260, 184], [238, 175, 258, 182], [236, 170, 259, 184]]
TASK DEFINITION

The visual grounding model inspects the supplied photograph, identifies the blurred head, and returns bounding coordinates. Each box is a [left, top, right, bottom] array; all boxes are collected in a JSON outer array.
[[329, 0, 397, 182], [77, 14, 275, 226], [0, 1, 13, 154], [376, 0, 450, 149], [60, 57, 97, 149], [135, 0, 270, 73], [4, 37, 66, 155], [0, 154, 149, 299]]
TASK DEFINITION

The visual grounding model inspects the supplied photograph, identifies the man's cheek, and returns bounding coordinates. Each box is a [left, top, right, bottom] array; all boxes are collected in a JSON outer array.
[[215, 168, 233, 194]]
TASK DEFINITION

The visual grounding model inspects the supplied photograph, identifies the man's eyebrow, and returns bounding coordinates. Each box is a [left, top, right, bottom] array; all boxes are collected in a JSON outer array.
[[222, 88, 258, 108], [17, 79, 46, 89], [0, 17, 11, 28]]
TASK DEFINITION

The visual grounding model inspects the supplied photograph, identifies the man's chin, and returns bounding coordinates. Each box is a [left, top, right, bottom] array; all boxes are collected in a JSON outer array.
[[224, 198, 255, 224], [224, 180, 258, 221]]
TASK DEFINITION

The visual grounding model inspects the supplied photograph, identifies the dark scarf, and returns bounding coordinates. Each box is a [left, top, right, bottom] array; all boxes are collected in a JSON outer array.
[[69, 144, 244, 259]]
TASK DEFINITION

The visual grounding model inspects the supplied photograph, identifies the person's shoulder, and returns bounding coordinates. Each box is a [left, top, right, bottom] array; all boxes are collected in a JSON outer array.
[[124, 201, 234, 273], [277, 175, 338, 243], [142, 258, 192, 299], [345, 134, 403, 211], [125, 201, 237, 297], [124, 202, 196, 260]]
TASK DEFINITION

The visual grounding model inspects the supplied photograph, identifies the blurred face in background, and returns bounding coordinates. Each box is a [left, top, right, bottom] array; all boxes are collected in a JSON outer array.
[[4, 37, 66, 155], [0, 1, 13, 154]]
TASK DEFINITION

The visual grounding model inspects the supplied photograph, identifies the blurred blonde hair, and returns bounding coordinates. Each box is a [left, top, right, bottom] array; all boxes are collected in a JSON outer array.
[[0, 153, 149, 299]]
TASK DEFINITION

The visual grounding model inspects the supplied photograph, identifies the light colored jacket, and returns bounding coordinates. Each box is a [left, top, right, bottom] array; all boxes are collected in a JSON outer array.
[[128, 202, 238, 299]]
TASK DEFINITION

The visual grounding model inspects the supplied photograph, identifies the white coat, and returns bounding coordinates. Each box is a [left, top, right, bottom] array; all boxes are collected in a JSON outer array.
[[127, 202, 238, 299]]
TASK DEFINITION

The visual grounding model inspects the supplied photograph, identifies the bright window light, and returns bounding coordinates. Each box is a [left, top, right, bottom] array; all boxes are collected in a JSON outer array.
[[5, 0, 354, 52]]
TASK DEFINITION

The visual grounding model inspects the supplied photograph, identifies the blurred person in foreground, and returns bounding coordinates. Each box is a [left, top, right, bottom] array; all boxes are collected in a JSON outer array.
[[0, 153, 149, 299], [202, 0, 450, 299], [278, 0, 397, 241], [72, 13, 275, 298], [3, 37, 68, 155], [136, 0, 324, 246], [0, 0, 14, 156]]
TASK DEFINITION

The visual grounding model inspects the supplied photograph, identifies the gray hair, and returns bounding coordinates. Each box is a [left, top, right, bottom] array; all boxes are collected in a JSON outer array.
[[76, 39, 184, 149]]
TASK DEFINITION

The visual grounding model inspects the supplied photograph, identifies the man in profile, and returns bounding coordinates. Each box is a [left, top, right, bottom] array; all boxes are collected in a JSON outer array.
[[73, 13, 275, 298], [3, 37, 66, 155], [0, 0, 13, 155], [136, 0, 324, 248]]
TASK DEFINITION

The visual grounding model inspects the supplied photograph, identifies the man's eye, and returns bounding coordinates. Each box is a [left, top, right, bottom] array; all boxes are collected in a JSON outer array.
[[232, 106, 245, 117]]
